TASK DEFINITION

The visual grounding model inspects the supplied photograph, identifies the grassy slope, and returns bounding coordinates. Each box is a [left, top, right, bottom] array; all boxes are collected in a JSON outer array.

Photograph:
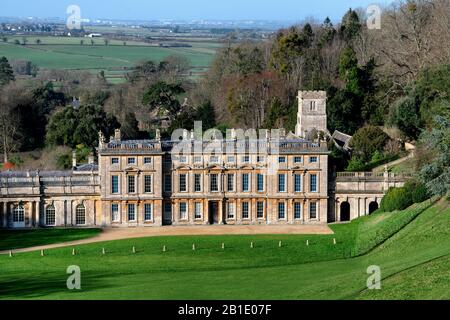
[[0, 229, 102, 251], [0, 200, 448, 300]]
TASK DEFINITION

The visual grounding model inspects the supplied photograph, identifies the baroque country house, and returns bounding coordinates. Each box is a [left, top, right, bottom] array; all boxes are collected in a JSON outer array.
[[0, 91, 408, 229]]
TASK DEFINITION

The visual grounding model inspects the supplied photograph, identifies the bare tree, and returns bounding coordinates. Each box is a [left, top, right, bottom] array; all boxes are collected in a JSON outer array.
[[375, 0, 448, 87], [0, 101, 20, 163]]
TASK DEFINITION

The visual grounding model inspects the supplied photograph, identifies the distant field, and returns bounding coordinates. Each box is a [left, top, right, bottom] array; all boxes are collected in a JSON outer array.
[[0, 36, 222, 82]]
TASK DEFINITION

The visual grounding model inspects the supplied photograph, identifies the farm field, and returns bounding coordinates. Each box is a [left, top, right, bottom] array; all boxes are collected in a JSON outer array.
[[0, 199, 448, 300], [0, 36, 222, 82]]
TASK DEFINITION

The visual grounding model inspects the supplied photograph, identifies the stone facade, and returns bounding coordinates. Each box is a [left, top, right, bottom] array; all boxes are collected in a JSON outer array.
[[0, 172, 100, 228], [329, 171, 410, 222], [0, 90, 409, 229]]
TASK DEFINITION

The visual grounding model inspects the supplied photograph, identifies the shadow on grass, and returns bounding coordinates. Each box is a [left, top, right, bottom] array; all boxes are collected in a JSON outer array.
[[0, 228, 102, 251], [0, 271, 113, 299]]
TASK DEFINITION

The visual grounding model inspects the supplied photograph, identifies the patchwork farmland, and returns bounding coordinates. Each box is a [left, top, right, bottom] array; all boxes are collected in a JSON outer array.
[[0, 36, 221, 82]]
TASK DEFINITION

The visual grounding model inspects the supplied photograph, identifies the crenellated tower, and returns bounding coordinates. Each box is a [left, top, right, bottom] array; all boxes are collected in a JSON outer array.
[[295, 90, 327, 138]]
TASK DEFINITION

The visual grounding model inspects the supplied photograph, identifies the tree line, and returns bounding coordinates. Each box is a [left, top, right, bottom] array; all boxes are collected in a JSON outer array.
[[0, 0, 448, 196]]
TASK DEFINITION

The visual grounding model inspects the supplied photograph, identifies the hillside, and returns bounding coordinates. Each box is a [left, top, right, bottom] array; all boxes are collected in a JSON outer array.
[[0, 199, 448, 300]]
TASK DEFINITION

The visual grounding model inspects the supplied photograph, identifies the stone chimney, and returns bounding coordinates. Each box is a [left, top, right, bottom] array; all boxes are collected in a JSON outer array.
[[260, 129, 269, 141], [155, 129, 161, 141], [72, 151, 77, 168], [88, 154, 95, 164], [230, 129, 237, 140], [98, 131, 106, 148], [114, 129, 121, 141]]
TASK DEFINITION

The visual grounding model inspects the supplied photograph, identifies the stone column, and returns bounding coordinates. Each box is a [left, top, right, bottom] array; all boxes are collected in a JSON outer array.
[[334, 200, 341, 222], [2, 202, 7, 228], [174, 200, 179, 224], [35, 201, 41, 227], [303, 199, 307, 223], [219, 200, 224, 224], [93, 200, 97, 226]]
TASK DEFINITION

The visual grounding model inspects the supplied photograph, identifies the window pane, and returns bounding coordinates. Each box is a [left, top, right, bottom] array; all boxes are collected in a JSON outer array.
[[257, 202, 264, 219], [242, 174, 250, 192], [128, 175, 136, 193], [111, 176, 119, 194], [210, 174, 218, 192], [294, 203, 302, 219], [227, 174, 234, 192], [76, 205, 86, 225], [195, 203, 202, 219], [310, 202, 317, 219], [257, 174, 264, 192], [242, 202, 249, 219], [278, 174, 286, 192], [179, 174, 187, 192], [144, 175, 152, 193], [310, 174, 317, 192], [111, 204, 119, 222], [45, 206, 56, 226], [227, 203, 235, 219], [210, 156, 219, 163], [180, 202, 188, 220], [144, 204, 152, 221], [278, 202, 285, 219], [194, 174, 202, 192], [294, 174, 302, 192], [128, 204, 136, 221]]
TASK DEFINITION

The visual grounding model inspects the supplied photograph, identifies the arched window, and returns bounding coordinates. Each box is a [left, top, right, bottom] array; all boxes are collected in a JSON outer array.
[[75, 205, 86, 225], [45, 205, 56, 226], [13, 205, 25, 222]]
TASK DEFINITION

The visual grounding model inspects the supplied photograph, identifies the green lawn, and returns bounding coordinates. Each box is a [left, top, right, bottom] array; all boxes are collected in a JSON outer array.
[[0, 228, 101, 251], [0, 39, 219, 83], [0, 199, 448, 300]]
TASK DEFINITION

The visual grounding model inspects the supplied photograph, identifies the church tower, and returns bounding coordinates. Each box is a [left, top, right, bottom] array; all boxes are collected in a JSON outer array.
[[295, 90, 327, 138]]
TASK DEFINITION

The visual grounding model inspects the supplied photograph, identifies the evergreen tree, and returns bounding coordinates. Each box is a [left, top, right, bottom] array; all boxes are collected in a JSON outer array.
[[0, 56, 14, 86], [340, 9, 362, 43]]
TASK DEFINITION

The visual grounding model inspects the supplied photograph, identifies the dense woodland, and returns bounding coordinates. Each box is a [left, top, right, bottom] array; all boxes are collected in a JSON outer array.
[[0, 0, 448, 197]]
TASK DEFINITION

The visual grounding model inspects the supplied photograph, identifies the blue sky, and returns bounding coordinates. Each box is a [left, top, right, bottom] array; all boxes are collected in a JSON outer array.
[[0, 0, 395, 21]]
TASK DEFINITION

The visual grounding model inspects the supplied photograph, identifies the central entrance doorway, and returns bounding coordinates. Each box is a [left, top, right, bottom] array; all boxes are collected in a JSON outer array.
[[208, 201, 219, 225]]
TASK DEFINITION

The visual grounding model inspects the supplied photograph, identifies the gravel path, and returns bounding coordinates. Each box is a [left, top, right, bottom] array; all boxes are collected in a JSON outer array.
[[0, 224, 333, 254]]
